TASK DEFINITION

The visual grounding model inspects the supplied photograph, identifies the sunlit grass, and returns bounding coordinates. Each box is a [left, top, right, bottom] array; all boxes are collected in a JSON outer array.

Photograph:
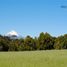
[[0, 50, 67, 67]]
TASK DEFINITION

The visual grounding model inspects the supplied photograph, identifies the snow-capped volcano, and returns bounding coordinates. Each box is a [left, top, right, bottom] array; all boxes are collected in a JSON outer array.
[[6, 30, 19, 37], [5, 30, 22, 39]]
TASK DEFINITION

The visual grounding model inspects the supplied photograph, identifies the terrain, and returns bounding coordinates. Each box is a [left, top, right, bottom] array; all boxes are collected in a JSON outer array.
[[0, 50, 67, 67]]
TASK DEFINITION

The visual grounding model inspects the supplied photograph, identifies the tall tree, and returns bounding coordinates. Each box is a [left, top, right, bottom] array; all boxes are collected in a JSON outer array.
[[38, 32, 54, 50]]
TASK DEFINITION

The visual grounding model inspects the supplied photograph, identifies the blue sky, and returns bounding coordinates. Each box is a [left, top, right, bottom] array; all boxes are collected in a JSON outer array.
[[0, 0, 67, 37]]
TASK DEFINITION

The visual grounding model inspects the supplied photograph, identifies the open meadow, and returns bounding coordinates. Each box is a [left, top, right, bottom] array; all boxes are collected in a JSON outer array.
[[0, 50, 67, 67]]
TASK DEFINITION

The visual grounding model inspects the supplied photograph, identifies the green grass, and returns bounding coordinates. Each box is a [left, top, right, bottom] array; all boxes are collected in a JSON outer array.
[[0, 50, 67, 67]]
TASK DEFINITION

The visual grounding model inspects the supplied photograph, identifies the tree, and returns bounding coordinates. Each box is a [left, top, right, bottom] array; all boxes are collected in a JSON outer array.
[[24, 36, 35, 50], [0, 36, 10, 51], [54, 36, 64, 49], [38, 32, 54, 50], [18, 38, 25, 51], [34, 37, 39, 50], [38, 32, 45, 50]]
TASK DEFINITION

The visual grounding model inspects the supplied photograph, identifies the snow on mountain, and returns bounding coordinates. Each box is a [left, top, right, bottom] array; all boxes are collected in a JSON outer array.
[[6, 30, 19, 37], [5, 30, 23, 39]]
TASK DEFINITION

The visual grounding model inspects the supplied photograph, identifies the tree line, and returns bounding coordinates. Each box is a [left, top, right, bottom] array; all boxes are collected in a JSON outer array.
[[0, 32, 67, 51]]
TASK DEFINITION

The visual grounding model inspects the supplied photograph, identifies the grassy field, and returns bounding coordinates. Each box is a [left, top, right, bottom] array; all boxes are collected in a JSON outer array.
[[0, 50, 67, 67]]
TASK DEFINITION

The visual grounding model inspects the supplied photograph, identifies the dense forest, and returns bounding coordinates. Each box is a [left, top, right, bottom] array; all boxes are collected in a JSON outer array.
[[0, 32, 67, 51]]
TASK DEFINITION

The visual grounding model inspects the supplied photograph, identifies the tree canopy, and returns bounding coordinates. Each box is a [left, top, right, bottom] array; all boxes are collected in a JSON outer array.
[[0, 32, 67, 51]]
